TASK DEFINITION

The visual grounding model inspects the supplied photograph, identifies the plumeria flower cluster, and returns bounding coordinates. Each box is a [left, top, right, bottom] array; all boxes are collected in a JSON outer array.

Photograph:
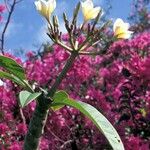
[[34, 0, 133, 55], [34, 0, 100, 22]]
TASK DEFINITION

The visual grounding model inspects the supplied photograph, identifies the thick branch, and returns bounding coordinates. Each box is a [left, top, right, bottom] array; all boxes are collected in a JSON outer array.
[[23, 51, 78, 150], [23, 95, 49, 150]]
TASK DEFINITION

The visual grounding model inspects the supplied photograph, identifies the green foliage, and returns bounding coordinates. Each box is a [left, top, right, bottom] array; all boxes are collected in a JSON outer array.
[[51, 90, 68, 111], [19, 90, 41, 107], [51, 90, 125, 150], [0, 55, 25, 80], [0, 56, 33, 92], [0, 71, 25, 86]]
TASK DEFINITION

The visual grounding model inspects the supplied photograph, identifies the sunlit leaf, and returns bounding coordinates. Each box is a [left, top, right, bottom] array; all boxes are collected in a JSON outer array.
[[51, 90, 124, 150], [19, 90, 41, 107]]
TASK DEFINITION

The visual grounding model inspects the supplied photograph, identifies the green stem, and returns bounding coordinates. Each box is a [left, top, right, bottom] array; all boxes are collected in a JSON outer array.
[[23, 51, 78, 150], [48, 51, 78, 97]]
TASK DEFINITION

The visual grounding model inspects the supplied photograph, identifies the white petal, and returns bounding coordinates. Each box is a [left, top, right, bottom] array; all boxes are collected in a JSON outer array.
[[40, 0, 48, 16], [47, 0, 56, 13], [81, 0, 94, 10], [52, 0, 56, 10], [122, 33, 132, 39], [34, 1, 42, 11], [117, 31, 133, 39], [41, 0, 47, 5], [40, 0, 47, 8], [89, 7, 101, 19], [123, 22, 130, 30], [113, 18, 124, 32]]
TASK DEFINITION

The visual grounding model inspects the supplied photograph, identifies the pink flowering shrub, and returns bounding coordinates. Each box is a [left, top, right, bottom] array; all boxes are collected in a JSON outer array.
[[0, 32, 150, 149]]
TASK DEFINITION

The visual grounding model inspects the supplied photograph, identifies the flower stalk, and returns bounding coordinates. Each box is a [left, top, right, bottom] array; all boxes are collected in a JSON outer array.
[[23, 51, 78, 150]]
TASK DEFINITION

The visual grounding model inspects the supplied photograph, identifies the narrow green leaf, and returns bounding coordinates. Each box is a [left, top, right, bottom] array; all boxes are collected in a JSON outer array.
[[0, 55, 25, 80], [51, 90, 68, 111], [51, 95, 124, 150], [19, 90, 41, 107], [0, 71, 25, 86]]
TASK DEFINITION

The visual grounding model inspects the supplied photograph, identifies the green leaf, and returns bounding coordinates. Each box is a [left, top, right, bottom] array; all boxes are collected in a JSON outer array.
[[51, 90, 68, 111], [0, 71, 25, 86], [19, 90, 41, 107], [0, 55, 25, 80], [51, 93, 124, 150]]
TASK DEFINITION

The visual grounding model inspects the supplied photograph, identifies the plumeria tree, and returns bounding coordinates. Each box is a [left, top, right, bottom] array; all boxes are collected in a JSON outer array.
[[6, 0, 150, 150]]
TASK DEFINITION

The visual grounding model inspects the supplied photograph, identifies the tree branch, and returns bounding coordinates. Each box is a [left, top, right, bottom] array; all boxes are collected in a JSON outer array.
[[0, 0, 22, 54]]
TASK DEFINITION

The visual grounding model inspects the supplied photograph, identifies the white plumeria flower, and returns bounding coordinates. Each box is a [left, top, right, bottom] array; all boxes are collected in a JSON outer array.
[[81, 0, 101, 21], [34, 0, 56, 21], [113, 18, 133, 39]]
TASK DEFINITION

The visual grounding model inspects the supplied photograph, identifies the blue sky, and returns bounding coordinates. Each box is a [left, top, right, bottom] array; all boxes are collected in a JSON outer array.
[[0, 0, 132, 54]]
